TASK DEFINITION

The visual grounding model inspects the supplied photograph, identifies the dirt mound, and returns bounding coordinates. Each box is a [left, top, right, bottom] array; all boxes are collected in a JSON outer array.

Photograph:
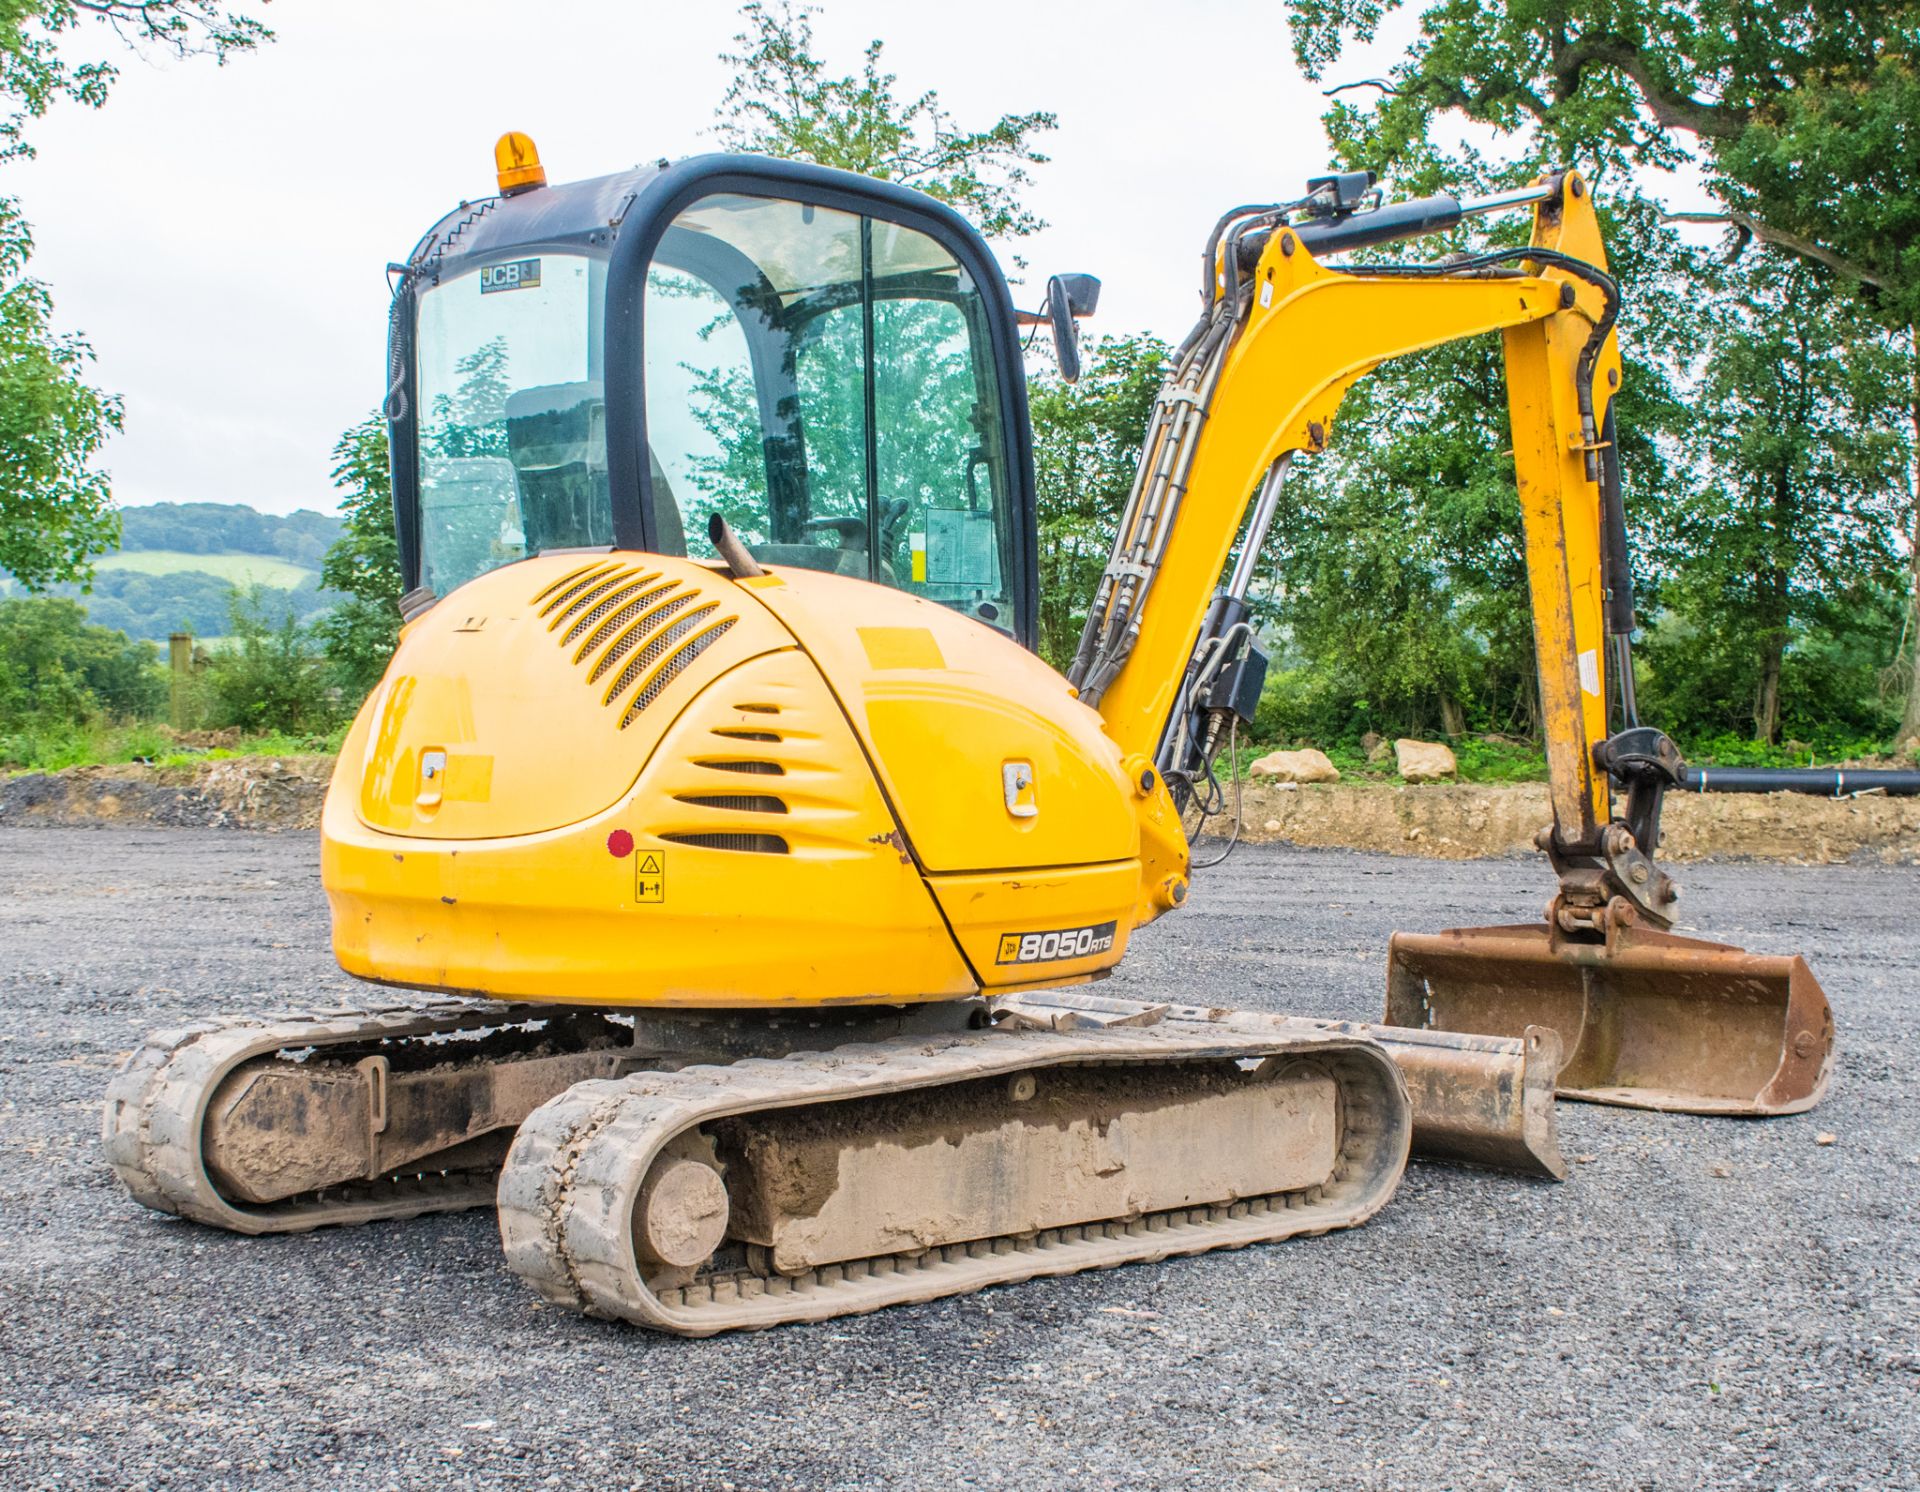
[[1223, 780, 1920, 864], [5, 757, 1915, 862], [0, 755, 334, 832]]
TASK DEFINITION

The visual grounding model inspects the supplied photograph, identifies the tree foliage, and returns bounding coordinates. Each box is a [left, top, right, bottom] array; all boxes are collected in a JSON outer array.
[[713, 1, 1056, 242], [0, 199, 119, 588], [0, 593, 160, 733], [202, 585, 332, 734], [1027, 334, 1168, 669], [1288, 0, 1919, 321], [316, 414, 402, 699], [1275, 0, 1919, 749], [0, 0, 272, 590], [1639, 260, 1911, 741]]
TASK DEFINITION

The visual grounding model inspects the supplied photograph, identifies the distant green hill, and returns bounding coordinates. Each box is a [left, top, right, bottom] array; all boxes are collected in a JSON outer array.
[[1, 502, 350, 642], [117, 503, 342, 568]]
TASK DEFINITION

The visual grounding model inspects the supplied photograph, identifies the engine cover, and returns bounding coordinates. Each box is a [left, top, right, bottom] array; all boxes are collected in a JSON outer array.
[[323, 552, 1155, 1007]]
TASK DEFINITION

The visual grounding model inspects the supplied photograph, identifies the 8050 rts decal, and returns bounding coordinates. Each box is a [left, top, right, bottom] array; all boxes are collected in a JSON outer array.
[[995, 921, 1118, 965]]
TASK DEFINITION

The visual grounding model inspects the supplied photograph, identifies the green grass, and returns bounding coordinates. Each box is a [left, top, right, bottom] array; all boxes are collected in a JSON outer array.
[[1219, 734, 1549, 785], [1, 721, 347, 774], [94, 551, 316, 587], [1681, 732, 1904, 768]]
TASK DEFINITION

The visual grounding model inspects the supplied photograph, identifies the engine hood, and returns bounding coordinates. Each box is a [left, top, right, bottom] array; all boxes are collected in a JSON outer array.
[[354, 553, 791, 839]]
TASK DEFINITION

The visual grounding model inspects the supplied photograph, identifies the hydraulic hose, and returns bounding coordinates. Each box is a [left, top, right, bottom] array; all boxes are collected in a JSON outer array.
[[1355, 245, 1619, 482]]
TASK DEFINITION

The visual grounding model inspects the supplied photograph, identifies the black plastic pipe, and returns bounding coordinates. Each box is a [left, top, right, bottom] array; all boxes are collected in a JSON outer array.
[[1683, 766, 1920, 797]]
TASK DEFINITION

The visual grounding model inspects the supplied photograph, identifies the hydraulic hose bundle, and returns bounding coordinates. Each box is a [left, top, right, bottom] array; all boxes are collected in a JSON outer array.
[[1067, 200, 1307, 707]]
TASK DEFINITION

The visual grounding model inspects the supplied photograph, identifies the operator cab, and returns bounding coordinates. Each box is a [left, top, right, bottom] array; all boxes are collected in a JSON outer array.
[[389, 147, 1038, 643]]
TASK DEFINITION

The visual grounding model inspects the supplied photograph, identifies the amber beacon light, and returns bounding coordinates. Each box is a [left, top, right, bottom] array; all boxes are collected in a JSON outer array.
[[494, 131, 547, 196]]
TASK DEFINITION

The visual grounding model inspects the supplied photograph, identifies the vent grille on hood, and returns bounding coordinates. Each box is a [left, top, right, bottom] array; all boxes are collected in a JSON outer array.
[[530, 563, 738, 730]]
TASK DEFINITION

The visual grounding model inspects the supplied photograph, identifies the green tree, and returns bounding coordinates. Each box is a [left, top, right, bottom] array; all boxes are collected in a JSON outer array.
[[1640, 260, 1910, 743], [0, 594, 161, 733], [1027, 334, 1168, 668], [316, 414, 402, 699], [0, 199, 119, 588], [1, 1, 271, 588], [1289, 1, 1917, 313], [202, 585, 332, 734], [1286, 0, 1920, 743], [714, 1, 1056, 242]]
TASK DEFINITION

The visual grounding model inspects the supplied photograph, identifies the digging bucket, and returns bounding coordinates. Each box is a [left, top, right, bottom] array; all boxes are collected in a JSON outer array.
[[1385, 922, 1834, 1115]]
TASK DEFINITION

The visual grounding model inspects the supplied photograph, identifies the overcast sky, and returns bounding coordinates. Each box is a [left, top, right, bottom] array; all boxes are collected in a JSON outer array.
[[11, 0, 1427, 517]]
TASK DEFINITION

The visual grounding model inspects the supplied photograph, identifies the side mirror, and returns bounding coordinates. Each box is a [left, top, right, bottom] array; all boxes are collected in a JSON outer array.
[[1020, 273, 1102, 383]]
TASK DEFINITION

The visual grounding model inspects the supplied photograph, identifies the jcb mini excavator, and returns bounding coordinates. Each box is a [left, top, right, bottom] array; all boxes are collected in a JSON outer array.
[[104, 137, 1833, 1334]]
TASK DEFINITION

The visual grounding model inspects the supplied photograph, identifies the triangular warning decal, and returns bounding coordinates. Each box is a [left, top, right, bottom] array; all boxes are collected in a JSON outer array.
[[637, 853, 662, 875]]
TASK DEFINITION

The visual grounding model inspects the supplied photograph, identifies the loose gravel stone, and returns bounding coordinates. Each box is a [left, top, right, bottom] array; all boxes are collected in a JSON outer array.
[[0, 827, 1912, 1490]]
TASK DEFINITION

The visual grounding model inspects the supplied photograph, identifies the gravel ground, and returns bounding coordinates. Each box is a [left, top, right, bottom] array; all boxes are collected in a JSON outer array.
[[0, 827, 1913, 1490]]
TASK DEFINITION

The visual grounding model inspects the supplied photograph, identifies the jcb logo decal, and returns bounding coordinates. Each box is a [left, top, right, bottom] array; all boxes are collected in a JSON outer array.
[[480, 258, 542, 294], [995, 921, 1117, 965]]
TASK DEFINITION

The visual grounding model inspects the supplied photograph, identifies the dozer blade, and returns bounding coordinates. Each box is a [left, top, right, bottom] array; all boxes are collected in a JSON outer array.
[[998, 990, 1567, 1180], [1385, 922, 1834, 1116]]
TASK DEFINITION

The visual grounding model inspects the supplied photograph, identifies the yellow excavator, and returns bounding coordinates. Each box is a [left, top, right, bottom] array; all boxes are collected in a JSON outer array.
[[103, 137, 1833, 1335]]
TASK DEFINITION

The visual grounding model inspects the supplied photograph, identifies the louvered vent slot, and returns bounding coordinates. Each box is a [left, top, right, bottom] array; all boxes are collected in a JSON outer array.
[[673, 793, 788, 814], [562, 572, 660, 646], [619, 618, 735, 729], [537, 563, 622, 618], [547, 568, 638, 631], [693, 759, 784, 776], [592, 594, 696, 684], [735, 703, 780, 715], [606, 603, 716, 704], [711, 727, 781, 743], [576, 583, 678, 664], [660, 832, 790, 855], [531, 561, 612, 606]]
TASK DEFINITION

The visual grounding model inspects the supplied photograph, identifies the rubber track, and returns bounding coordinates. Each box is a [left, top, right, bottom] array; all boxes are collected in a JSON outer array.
[[497, 1019, 1410, 1335], [102, 998, 559, 1235]]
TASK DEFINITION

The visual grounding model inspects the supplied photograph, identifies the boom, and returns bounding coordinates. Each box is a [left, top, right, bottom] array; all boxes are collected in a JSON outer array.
[[1071, 170, 1661, 928], [1071, 168, 1830, 1116]]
